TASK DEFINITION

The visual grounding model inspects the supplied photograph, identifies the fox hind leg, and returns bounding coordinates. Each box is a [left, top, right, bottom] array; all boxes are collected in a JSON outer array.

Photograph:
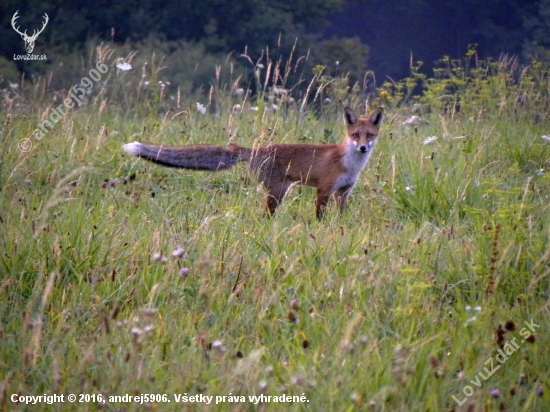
[[316, 190, 332, 220], [264, 181, 291, 217]]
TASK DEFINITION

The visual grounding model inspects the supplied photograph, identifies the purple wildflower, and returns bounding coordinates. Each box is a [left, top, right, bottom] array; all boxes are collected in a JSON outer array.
[[172, 247, 186, 258]]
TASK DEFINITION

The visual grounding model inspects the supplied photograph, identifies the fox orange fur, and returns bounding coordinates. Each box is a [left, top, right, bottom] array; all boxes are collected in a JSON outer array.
[[123, 107, 384, 219]]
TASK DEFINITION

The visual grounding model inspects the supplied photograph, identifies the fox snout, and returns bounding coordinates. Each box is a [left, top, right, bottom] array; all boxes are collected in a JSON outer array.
[[355, 141, 375, 153]]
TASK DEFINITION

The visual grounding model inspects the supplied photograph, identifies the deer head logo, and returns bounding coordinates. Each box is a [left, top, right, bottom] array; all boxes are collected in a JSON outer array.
[[11, 11, 49, 54]]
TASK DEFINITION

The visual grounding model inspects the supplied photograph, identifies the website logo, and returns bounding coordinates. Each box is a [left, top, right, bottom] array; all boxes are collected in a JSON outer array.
[[11, 10, 48, 60]]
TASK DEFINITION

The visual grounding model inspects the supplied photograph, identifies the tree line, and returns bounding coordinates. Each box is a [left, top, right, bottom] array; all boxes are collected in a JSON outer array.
[[1, 0, 549, 92]]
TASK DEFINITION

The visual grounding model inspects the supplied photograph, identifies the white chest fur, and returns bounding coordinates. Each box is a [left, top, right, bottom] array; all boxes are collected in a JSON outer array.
[[333, 139, 377, 193]]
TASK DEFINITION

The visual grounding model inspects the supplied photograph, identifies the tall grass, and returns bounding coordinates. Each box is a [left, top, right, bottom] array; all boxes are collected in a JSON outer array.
[[1, 46, 549, 411]]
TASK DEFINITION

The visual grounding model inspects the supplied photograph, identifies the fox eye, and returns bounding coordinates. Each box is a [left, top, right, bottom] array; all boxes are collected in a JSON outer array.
[[352, 133, 360, 139], [367, 132, 374, 139]]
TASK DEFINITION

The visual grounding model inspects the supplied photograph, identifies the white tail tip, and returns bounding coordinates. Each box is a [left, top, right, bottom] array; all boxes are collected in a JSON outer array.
[[122, 141, 142, 156]]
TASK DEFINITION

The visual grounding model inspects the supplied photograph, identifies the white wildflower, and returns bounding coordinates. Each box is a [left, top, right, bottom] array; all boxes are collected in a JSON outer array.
[[422, 136, 438, 145], [258, 380, 268, 391], [196, 102, 207, 115], [211, 340, 227, 354], [542, 135, 550, 143], [152, 253, 167, 263], [403, 115, 426, 127], [116, 61, 132, 72]]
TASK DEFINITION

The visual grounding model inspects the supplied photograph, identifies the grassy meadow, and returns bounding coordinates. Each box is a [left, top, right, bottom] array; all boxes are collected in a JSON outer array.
[[1, 48, 550, 411]]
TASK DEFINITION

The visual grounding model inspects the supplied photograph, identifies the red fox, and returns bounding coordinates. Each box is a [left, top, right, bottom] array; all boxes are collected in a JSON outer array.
[[123, 106, 384, 219]]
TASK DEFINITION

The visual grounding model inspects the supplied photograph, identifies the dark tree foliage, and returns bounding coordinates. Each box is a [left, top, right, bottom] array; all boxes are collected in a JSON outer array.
[[1, 0, 549, 86], [2, 0, 368, 89], [1, 0, 344, 57], [328, 0, 541, 79], [524, 0, 550, 60]]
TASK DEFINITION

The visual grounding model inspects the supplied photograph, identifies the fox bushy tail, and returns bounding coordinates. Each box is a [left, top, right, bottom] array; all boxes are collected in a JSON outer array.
[[122, 142, 252, 171]]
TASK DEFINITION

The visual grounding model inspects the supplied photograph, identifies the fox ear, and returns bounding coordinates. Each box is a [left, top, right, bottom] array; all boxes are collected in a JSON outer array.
[[343, 107, 358, 126], [368, 107, 384, 127]]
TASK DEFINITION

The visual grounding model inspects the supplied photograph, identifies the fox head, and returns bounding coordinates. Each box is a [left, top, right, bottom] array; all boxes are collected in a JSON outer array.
[[344, 107, 384, 154]]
